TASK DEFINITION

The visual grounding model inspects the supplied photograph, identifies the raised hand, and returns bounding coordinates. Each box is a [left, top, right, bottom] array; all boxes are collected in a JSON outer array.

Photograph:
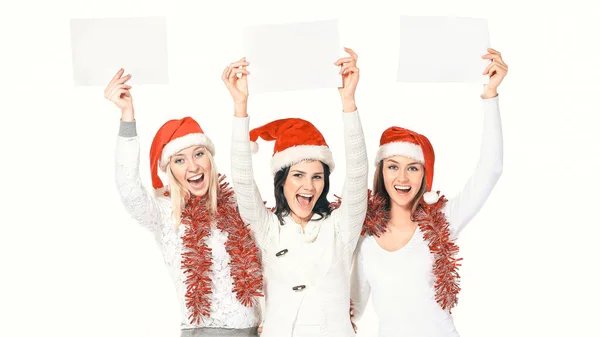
[[104, 68, 133, 121], [334, 47, 360, 112], [222, 58, 250, 118], [222, 58, 250, 103], [482, 48, 508, 98]]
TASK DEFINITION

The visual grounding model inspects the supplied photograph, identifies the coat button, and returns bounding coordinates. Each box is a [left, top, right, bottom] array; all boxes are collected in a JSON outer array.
[[292, 285, 306, 291], [276, 249, 289, 257]]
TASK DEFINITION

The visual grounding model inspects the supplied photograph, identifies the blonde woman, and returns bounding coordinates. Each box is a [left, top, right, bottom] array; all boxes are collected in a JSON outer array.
[[109, 68, 263, 336]]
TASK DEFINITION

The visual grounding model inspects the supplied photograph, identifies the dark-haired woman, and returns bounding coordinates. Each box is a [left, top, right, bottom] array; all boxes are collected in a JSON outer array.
[[223, 48, 368, 337]]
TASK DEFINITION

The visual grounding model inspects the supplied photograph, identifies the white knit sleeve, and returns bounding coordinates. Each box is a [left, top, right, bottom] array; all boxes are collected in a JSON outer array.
[[350, 237, 371, 321], [115, 134, 168, 236], [333, 110, 369, 248], [230, 116, 274, 249], [443, 96, 504, 239]]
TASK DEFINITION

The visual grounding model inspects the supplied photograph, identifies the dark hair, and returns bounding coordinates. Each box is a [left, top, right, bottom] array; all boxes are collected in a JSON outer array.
[[372, 160, 427, 219], [273, 161, 332, 226]]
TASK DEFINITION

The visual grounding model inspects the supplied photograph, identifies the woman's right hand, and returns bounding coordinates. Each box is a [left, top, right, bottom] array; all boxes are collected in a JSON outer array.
[[104, 68, 133, 121], [222, 58, 250, 117]]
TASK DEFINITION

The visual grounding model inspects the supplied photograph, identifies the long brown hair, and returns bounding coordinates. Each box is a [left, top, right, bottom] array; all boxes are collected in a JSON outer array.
[[372, 160, 427, 219]]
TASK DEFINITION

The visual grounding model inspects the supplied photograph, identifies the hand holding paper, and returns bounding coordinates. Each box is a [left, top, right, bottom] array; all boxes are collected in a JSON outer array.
[[482, 48, 508, 98], [104, 68, 134, 121], [222, 58, 251, 117], [334, 47, 360, 112]]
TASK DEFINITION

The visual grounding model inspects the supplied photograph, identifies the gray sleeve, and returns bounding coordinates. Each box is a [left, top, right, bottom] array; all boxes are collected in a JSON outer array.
[[119, 120, 137, 138]]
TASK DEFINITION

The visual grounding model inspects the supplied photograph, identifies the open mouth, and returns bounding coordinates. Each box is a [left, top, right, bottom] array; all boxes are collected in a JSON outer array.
[[296, 193, 314, 208], [187, 173, 205, 189], [394, 185, 411, 195]]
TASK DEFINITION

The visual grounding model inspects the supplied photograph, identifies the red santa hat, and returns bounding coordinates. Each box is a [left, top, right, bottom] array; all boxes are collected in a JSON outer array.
[[149, 117, 215, 192], [249, 118, 335, 175], [375, 126, 439, 204]]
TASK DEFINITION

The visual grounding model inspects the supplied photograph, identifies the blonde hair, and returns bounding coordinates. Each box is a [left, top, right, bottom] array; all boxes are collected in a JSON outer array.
[[166, 148, 219, 229], [373, 160, 428, 218]]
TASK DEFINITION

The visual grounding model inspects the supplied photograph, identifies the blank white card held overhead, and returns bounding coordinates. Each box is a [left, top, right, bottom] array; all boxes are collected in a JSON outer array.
[[397, 16, 490, 83], [243, 19, 343, 94], [70, 17, 169, 86]]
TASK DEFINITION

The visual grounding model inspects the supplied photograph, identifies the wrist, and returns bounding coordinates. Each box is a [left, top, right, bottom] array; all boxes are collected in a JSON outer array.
[[482, 87, 498, 99], [234, 101, 248, 117], [121, 108, 134, 121], [342, 98, 357, 112], [233, 97, 248, 105]]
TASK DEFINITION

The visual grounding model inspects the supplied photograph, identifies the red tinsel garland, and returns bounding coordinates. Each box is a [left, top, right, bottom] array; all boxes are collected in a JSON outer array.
[[361, 190, 462, 312], [329, 194, 342, 211], [180, 175, 263, 325], [361, 190, 390, 237], [413, 194, 462, 313]]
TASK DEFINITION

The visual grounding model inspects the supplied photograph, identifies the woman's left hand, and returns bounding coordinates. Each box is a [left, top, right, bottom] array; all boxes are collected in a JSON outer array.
[[334, 47, 360, 111], [482, 48, 508, 98]]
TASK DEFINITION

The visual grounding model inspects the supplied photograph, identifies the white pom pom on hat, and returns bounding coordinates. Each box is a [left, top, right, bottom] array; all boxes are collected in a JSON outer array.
[[423, 191, 440, 205]]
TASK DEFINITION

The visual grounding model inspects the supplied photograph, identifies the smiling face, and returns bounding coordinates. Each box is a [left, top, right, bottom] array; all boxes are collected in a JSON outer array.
[[282, 160, 326, 224], [168, 145, 212, 197], [381, 155, 425, 210]]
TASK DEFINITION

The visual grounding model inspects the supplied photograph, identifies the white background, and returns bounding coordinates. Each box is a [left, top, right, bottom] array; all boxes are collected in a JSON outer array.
[[1, 0, 598, 336]]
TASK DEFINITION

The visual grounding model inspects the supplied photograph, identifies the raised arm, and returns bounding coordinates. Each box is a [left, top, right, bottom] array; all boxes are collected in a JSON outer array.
[[109, 69, 167, 235], [223, 59, 273, 249], [333, 48, 369, 247], [444, 49, 508, 238]]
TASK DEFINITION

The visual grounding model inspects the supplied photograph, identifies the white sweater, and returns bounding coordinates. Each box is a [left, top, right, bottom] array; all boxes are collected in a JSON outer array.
[[230, 111, 369, 337], [115, 122, 261, 329], [351, 96, 503, 337]]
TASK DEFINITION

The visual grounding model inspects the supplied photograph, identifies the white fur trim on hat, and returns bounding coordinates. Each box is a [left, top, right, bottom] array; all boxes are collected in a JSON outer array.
[[271, 145, 335, 175], [159, 133, 215, 171], [374, 141, 424, 166]]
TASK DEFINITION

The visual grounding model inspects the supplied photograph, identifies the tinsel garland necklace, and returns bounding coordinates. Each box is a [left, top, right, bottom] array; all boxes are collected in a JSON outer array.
[[180, 175, 263, 325], [362, 190, 462, 312]]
